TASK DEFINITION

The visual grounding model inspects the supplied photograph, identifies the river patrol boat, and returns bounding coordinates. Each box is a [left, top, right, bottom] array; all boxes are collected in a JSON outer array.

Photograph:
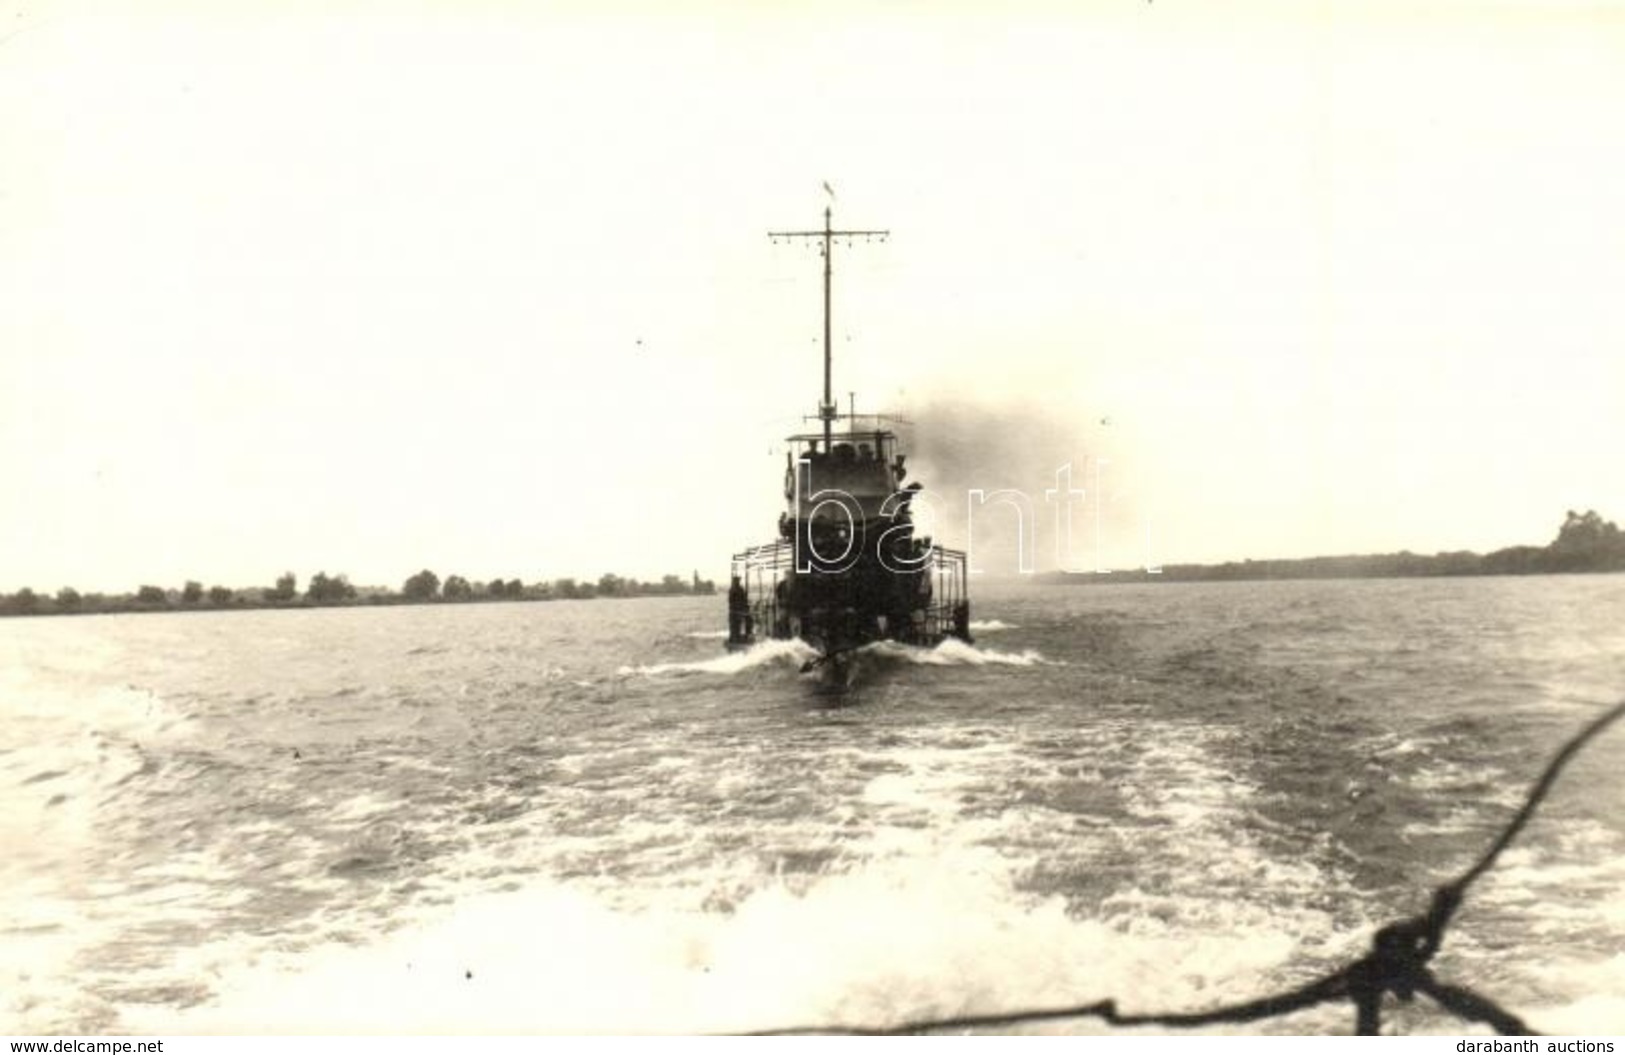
[[727, 207, 972, 673]]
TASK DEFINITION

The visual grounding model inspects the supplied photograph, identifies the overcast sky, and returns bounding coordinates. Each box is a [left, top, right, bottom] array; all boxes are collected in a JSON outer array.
[[3, 0, 1621, 592]]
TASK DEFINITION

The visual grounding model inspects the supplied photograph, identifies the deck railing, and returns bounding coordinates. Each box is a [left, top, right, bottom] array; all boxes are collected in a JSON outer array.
[[730, 539, 970, 645]]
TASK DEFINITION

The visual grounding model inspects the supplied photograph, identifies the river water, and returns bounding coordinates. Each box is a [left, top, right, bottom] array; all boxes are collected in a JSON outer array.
[[3, 576, 1622, 1034]]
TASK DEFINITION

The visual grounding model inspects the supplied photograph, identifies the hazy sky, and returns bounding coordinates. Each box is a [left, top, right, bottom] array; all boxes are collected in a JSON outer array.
[[3, 0, 1622, 592]]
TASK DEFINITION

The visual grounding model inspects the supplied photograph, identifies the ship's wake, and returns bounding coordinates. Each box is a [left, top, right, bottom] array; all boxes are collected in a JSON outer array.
[[121, 856, 1341, 1035], [619, 639, 819, 678], [623, 637, 1052, 681], [859, 638, 1055, 667]]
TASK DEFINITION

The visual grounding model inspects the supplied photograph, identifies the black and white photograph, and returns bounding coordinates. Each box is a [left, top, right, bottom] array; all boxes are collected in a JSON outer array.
[[3, 0, 1622, 1037]]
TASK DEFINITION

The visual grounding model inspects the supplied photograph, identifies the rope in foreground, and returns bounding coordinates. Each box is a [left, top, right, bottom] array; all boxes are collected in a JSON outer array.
[[752, 698, 1625, 1036]]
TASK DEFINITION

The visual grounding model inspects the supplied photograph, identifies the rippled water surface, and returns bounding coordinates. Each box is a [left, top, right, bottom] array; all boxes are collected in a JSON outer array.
[[3, 576, 1623, 1034]]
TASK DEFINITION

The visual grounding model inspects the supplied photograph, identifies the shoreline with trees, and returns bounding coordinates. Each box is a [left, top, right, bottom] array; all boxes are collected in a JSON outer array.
[[4, 511, 1619, 617], [0, 568, 717, 618], [1041, 509, 1625, 585]]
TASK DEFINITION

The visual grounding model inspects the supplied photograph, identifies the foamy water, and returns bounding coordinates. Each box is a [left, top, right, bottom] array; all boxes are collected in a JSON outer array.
[[2, 576, 1622, 1034]]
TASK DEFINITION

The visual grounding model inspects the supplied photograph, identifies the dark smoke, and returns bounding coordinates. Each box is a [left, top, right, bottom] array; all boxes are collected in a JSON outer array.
[[898, 397, 1151, 576]]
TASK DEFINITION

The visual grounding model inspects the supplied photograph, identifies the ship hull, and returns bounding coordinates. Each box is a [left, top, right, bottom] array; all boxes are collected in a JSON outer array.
[[727, 534, 972, 665]]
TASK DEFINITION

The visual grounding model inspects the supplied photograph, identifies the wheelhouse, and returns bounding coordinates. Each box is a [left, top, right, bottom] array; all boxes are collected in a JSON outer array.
[[784, 419, 908, 523]]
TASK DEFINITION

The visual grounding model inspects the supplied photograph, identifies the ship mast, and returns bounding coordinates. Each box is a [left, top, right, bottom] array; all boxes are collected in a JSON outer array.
[[770, 205, 888, 451]]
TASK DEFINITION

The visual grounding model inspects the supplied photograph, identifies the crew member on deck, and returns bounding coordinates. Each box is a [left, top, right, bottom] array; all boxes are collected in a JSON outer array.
[[728, 575, 750, 644]]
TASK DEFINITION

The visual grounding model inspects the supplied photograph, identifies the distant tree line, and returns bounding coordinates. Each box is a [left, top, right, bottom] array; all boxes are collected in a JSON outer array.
[[1042, 509, 1625, 585], [0, 567, 717, 618]]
